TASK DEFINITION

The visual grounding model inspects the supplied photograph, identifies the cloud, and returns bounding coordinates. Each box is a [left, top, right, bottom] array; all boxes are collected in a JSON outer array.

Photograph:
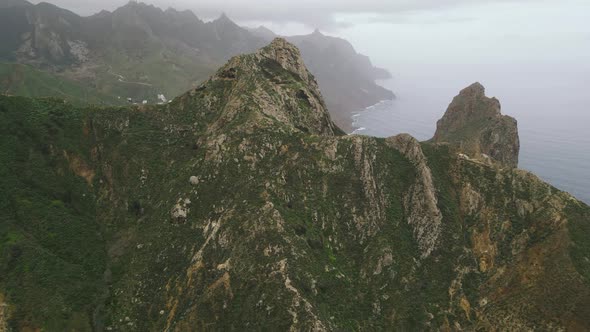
[[335, 12, 476, 26], [31, 0, 546, 29]]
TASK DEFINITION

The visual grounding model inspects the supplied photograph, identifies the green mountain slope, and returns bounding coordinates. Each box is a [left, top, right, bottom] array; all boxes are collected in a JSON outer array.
[[0, 39, 589, 331], [0, 63, 120, 105]]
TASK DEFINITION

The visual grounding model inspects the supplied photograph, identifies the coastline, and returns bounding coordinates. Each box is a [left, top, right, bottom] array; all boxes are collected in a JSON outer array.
[[325, 79, 395, 133], [350, 99, 395, 135]]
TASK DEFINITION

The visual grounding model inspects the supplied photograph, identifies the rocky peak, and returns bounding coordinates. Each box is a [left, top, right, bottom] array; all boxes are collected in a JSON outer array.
[[257, 38, 314, 85], [112, 1, 159, 20], [212, 12, 238, 28], [163, 7, 202, 24], [183, 38, 341, 136], [93, 9, 112, 17], [432, 82, 520, 168], [217, 12, 230, 21], [119, 1, 151, 11], [247, 25, 277, 41], [446, 83, 501, 119], [460, 81, 485, 96]]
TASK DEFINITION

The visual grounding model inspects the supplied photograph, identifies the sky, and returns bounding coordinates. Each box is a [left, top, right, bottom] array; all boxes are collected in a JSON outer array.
[[337, 1, 590, 65], [31, 0, 590, 32], [32, 0, 590, 63]]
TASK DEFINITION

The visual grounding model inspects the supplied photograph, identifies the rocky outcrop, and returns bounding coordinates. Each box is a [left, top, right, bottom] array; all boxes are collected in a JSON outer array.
[[432, 82, 520, 167], [191, 37, 342, 136], [386, 134, 442, 258], [257, 38, 314, 87]]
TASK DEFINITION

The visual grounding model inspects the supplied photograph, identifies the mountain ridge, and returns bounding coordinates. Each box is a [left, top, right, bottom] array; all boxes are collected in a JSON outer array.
[[0, 1, 393, 130], [0, 38, 589, 331]]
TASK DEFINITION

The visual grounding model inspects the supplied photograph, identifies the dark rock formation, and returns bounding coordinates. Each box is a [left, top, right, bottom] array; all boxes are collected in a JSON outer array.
[[432, 82, 520, 167]]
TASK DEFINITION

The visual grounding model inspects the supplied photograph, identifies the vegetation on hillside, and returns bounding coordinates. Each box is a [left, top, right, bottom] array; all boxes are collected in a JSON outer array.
[[0, 39, 589, 331]]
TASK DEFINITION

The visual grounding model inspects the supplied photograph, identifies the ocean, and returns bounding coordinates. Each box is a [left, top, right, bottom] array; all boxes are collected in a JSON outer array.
[[351, 64, 590, 204]]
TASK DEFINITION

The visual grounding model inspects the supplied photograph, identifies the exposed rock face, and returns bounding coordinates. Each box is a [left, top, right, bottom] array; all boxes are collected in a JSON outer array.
[[189, 37, 342, 136], [257, 38, 313, 87], [1, 40, 589, 331], [386, 134, 442, 258], [432, 82, 520, 167]]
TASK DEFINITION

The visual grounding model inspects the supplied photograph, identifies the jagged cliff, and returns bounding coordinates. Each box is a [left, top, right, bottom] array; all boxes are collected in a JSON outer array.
[[0, 39, 589, 331], [432, 82, 520, 168]]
